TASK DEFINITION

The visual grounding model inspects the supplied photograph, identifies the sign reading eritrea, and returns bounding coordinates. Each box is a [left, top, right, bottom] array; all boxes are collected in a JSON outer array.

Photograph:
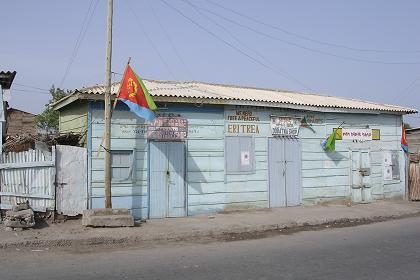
[[226, 108, 261, 134]]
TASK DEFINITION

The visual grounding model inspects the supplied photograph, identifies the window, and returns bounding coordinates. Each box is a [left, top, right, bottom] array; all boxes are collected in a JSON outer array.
[[111, 150, 134, 182], [225, 136, 255, 173], [383, 151, 400, 181]]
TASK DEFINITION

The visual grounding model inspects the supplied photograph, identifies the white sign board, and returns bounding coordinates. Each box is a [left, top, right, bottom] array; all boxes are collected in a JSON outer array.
[[342, 129, 372, 140], [384, 166, 393, 181], [270, 116, 300, 136], [241, 151, 251, 166]]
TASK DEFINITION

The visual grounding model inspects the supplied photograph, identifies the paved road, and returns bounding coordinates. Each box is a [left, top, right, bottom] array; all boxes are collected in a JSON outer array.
[[1, 217, 420, 280]]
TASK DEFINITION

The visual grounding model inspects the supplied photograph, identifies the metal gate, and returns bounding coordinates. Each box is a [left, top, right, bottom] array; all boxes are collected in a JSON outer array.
[[0, 148, 56, 212], [149, 142, 186, 218], [55, 145, 88, 216], [268, 138, 301, 207], [351, 150, 372, 203]]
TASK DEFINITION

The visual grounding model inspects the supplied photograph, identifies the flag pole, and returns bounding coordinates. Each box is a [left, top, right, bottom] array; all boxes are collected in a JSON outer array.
[[110, 57, 131, 113], [104, 0, 113, 209], [96, 57, 131, 158]]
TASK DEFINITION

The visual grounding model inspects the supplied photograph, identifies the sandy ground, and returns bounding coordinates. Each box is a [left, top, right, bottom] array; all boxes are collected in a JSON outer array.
[[1, 200, 420, 250]]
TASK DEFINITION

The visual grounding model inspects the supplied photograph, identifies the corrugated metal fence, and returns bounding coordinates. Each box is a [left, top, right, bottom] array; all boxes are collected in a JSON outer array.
[[0, 148, 56, 212]]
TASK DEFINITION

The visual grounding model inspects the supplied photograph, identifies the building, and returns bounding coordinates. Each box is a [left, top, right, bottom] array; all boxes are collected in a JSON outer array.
[[406, 128, 420, 154], [0, 71, 16, 150], [52, 80, 417, 219], [5, 108, 37, 137]]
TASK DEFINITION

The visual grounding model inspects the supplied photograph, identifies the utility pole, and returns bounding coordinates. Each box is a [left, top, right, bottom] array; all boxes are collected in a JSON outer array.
[[104, 0, 113, 208]]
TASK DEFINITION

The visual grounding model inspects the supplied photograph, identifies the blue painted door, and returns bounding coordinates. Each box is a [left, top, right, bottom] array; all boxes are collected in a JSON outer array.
[[284, 139, 301, 206], [167, 142, 186, 217], [351, 150, 372, 203], [269, 138, 286, 207], [149, 142, 186, 218], [268, 138, 301, 207]]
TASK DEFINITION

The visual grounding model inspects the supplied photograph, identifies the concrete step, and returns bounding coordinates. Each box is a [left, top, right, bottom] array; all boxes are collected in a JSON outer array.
[[83, 208, 130, 217], [82, 214, 135, 227]]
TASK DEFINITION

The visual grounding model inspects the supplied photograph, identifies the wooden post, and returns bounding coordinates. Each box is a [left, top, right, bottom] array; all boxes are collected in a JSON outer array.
[[104, 0, 113, 209]]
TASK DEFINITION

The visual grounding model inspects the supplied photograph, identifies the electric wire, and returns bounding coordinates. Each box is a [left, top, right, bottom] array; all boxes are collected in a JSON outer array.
[[13, 83, 50, 92], [126, 0, 176, 80], [181, 0, 313, 91], [395, 75, 420, 103], [11, 89, 51, 95], [205, 0, 420, 54], [198, 2, 420, 65], [160, 0, 315, 90], [147, 0, 195, 80], [59, 0, 100, 88]]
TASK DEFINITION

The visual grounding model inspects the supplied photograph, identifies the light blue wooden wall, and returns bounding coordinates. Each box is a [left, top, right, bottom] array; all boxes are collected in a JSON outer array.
[[88, 101, 406, 218]]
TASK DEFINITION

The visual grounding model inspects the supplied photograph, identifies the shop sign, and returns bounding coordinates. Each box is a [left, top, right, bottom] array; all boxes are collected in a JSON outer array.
[[270, 116, 300, 136], [147, 117, 188, 140], [226, 110, 261, 121], [226, 108, 262, 135], [342, 129, 372, 141]]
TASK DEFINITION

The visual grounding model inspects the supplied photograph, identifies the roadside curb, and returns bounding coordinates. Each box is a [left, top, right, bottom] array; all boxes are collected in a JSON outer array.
[[2, 211, 420, 250]]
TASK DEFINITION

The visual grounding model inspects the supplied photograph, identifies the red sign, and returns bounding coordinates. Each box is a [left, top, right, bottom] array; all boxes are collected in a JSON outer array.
[[147, 117, 188, 141]]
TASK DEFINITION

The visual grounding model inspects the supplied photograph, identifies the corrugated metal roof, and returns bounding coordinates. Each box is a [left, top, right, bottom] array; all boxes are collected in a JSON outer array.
[[58, 79, 417, 114]]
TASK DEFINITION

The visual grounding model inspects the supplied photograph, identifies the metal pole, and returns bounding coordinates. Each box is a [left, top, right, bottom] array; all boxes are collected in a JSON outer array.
[[104, 0, 113, 208]]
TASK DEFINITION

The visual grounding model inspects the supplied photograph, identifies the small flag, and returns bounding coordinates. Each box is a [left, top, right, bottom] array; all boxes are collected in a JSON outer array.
[[117, 65, 157, 121], [401, 126, 409, 153], [321, 130, 337, 152], [300, 116, 310, 128]]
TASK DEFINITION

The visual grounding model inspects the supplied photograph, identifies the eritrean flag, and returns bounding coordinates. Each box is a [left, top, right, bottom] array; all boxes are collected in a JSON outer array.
[[117, 65, 157, 121], [401, 126, 409, 153]]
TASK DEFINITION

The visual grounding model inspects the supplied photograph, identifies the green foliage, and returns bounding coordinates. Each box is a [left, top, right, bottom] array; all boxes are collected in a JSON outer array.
[[404, 122, 412, 129], [35, 85, 69, 133]]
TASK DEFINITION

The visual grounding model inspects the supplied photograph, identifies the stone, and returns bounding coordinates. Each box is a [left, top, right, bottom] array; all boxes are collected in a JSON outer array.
[[82, 208, 131, 217], [82, 208, 134, 227], [82, 214, 134, 227], [4, 208, 35, 228], [12, 202, 29, 212]]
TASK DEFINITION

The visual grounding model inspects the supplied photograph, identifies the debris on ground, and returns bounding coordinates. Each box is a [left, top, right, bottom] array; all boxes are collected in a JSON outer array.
[[3, 202, 35, 230], [3, 133, 82, 153]]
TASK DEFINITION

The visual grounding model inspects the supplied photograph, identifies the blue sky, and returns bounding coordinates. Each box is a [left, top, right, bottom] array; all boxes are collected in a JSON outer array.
[[1, 0, 420, 126]]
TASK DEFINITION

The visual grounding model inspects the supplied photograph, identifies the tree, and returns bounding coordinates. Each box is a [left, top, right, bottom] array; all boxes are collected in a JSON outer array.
[[35, 85, 70, 134], [403, 122, 412, 130]]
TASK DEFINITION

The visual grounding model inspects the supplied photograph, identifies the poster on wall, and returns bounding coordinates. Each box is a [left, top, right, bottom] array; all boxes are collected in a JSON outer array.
[[241, 151, 251, 166], [383, 166, 393, 181], [147, 117, 188, 140], [383, 151, 400, 181], [270, 116, 300, 136], [342, 128, 372, 140]]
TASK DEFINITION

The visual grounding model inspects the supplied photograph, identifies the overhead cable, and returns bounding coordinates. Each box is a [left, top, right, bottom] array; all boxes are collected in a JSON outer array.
[[199, 1, 420, 65], [205, 0, 420, 54], [181, 0, 313, 91], [59, 0, 100, 88], [160, 0, 315, 90], [148, 0, 195, 81], [126, 0, 176, 80]]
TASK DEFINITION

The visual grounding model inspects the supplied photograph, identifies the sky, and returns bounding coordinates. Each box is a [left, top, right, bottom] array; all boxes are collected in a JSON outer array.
[[1, 0, 420, 126]]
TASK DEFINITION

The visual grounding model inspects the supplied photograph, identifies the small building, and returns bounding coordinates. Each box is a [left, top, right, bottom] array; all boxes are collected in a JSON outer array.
[[6, 108, 37, 137], [0, 71, 16, 149], [406, 128, 420, 154], [52, 80, 417, 219]]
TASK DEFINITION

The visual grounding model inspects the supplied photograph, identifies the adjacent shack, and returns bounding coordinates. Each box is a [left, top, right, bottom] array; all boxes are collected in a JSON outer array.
[[52, 80, 417, 219], [5, 108, 37, 137], [406, 128, 420, 153]]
